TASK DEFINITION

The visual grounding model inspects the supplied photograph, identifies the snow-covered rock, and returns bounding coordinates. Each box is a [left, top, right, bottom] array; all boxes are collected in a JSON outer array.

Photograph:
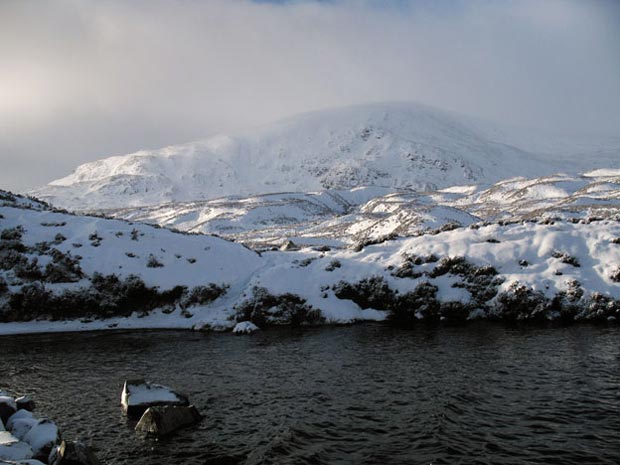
[[232, 321, 260, 334], [0, 432, 33, 462], [121, 380, 189, 418], [5, 410, 33, 433], [135, 405, 202, 436], [8, 418, 37, 442], [23, 420, 59, 460]]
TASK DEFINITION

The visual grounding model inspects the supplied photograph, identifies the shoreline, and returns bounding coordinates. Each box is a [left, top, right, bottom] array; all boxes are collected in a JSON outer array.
[[1, 313, 617, 338]]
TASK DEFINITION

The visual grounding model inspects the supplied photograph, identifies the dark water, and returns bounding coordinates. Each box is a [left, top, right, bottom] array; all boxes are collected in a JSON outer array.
[[2, 324, 620, 465]]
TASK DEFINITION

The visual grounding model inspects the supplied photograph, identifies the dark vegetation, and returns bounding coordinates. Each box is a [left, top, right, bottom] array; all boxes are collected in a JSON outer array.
[[0, 273, 228, 323], [551, 250, 581, 267], [334, 255, 620, 326], [235, 286, 325, 327], [0, 224, 228, 322]]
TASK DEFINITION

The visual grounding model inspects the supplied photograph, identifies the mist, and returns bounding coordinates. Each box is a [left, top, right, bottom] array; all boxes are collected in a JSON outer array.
[[1, 0, 619, 191]]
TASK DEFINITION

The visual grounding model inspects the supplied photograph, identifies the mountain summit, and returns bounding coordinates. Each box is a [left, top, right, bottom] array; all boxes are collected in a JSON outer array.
[[31, 102, 620, 210]]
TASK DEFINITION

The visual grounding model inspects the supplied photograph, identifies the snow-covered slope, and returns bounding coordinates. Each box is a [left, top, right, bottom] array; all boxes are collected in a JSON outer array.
[[99, 171, 620, 249], [3, 189, 620, 334], [30, 102, 620, 211]]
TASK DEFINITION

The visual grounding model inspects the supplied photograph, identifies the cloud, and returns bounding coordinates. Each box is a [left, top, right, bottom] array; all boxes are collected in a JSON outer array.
[[1, 0, 619, 191]]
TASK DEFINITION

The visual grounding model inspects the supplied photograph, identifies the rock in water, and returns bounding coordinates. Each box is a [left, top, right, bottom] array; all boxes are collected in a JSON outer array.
[[0, 431, 34, 461], [0, 419, 4, 432], [121, 380, 189, 418], [15, 397, 35, 413], [9, 418, 37, 442], [23, 420, 60, 461], [135, 405, 202, 436], [48, 440, 101, 465], [0, 398, 16, 425], [6, 410, 34, 432], [232, 321, 260, 334]]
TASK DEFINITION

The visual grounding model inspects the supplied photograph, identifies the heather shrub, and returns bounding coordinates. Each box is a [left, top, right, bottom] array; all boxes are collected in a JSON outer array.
[[494, 283, 550, 321], [180, 284, 228, 309], [388, 282, 439, 324], [235, 287, 324, 327], [333, 276, 396, 310]]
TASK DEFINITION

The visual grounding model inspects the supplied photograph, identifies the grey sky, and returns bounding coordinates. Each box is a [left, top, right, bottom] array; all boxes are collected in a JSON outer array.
[[1, 0, 619, 191]]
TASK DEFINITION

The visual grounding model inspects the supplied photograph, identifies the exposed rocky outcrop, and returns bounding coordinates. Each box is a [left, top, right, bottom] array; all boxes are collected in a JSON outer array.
[[135, 405, 202, 437], [48, 440, 101, 465]]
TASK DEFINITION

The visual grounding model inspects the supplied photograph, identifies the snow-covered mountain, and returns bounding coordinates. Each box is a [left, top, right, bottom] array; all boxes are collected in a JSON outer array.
[[30, 102, 620, 211]]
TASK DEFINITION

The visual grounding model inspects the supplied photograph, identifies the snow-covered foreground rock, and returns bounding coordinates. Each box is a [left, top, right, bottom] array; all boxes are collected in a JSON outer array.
[[2, 188, 620, 334], [121, 380, 189, 418], [0, 392, 100, 465], [29, 102, 620, 211]]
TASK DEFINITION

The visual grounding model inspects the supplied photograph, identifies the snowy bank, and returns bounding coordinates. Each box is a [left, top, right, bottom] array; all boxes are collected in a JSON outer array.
[[2, 190, 620, 334]]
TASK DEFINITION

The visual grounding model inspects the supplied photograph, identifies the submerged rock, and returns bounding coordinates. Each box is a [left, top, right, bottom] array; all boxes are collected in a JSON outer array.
[[135, 405, 202, 436], [15, 397, 35, 413], [48, 440, 101, 465], [0, 431, 34, 461], [121, 380, 189, 418], [232, 321, 260, 334], [0, 398, 16, 425]]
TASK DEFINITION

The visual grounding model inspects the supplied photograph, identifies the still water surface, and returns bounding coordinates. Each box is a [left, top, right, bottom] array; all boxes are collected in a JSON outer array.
[[2, 324, 620, 465]]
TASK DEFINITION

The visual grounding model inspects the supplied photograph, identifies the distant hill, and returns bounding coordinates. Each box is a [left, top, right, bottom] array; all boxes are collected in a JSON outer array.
[[30, 102, 620, 211]]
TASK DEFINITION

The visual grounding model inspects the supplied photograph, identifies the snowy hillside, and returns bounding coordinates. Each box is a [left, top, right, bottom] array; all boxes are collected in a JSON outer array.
[[2, 189, 620, 334], [30, 102, 620, 211], [100, 171, 620, 249]]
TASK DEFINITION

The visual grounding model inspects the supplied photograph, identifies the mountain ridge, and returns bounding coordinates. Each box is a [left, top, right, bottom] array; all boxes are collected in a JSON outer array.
[[30, 102, 620, 211]]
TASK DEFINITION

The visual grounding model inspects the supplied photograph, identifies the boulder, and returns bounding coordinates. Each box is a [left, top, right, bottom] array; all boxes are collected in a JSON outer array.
[[279, 240, 300, 252], [0, 398, 16, 425], [15, 398, 35, 413], [9, 418, 37, 442], [135, 405, 202, 437], [0, 432, 33, 461], [121, 380, 189, 418], [0, 419, 4, 432], [48, 440, 101, 465], [232, 321, 260, 334], [23, 420, 60, 461], [6, 410, 34, 433]]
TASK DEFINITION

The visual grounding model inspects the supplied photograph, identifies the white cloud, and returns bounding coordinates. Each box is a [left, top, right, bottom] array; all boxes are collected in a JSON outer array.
[[1, 0, 619, 191]]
